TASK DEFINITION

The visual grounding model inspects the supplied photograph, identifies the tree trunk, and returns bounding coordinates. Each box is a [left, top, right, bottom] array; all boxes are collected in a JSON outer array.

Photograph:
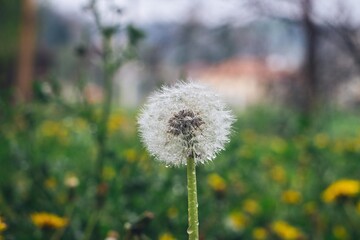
[[15, 0, 36, 103], [301, 0, 318, 126]]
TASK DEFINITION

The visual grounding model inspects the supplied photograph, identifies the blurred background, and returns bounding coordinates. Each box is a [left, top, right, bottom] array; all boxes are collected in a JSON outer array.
[[1, 0, 360, 239]]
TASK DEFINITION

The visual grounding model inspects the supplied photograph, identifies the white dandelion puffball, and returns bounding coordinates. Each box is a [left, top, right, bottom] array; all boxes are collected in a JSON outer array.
[[138, 81, 235, 166]]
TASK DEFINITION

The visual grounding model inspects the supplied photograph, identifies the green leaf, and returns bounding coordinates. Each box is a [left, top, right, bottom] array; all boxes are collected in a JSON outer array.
[[126, 24, 145, 46]]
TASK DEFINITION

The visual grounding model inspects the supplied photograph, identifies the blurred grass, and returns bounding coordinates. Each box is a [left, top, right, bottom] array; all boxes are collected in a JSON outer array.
[[1, 102, 360, 239]]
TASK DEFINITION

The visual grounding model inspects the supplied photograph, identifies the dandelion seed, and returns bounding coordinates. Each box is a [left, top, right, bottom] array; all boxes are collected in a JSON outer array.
[[138, 81, 234, 167], [138, 81, 234, 240]]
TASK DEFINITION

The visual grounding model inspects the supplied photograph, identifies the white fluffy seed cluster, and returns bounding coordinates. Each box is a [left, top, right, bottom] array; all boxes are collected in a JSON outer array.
[[138, 81, 235, 166]]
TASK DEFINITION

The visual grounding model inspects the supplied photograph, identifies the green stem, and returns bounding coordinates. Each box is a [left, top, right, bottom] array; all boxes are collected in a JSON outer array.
[[50, 204, 75, 240], [81, 211, 99, 240], [83, 22, 113, 240], [95, 34, 113, 185], [82, 1, 115, 238], [187, 157, 199, 240]]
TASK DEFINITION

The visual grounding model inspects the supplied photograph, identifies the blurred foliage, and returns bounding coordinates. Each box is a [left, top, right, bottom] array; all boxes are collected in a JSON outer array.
[[1, 100, 360, 239], [0, 0, 21, 100], [0, 2, 359, 239], [0, 0, 20, 59]]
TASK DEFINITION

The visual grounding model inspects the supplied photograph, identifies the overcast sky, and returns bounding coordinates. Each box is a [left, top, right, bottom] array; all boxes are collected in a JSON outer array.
[[41, 0, 360, 26]]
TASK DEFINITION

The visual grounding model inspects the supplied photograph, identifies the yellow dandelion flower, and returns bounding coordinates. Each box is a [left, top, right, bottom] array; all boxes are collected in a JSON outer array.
[[314, 133, 329, 149], [124, 149, 137, 163], [333, 225, 348, 240], [270, 165, 286, 184], [227, 212, 247, 231], [271, 221, 303, 240], [270, 137, 287, 154], [207, 173, 226, 192], [252, 227, 268, 240], [243, 199, 260, 215], [0, 217, 7, 232], [38, 120, 69, 144], [345, 139, 357, 152], [108, 113, 124, 134], [353, 137, 360, 151], [30, 212, 68, 229], [333, 140, 345, 154], [167, 207, 178, 219], [102, 166, 116, 181], [322, 179, 360, 203], [281, 190, 302, 205], [159, 232, 176, 240], [44, 177, 57, 190]]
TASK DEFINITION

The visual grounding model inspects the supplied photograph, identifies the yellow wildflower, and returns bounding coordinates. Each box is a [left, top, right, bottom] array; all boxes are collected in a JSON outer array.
[[314, 133, 329, 149], [159, 232, 176, 240], [31, 212, 68, 229], [271, 221, 303, 240], [243, 199, 260, 215], [227, 212, 247, 231], [38, 120, 69, 144], [270, 137, 287, 154], [322, 179, 360, 203], [333, 225, 348, 240], [207, 173, 226, 192], [252, 227, 268, 240], [167, 207, 178, 219], [102, 166, 116, 181], [44, 177, 57, 190], [270, 165, 286, 184], [108, 113, 124, 134], [333, 140, 345, 154], [0, 217, 7, 232], [281, 190, 302, 205], [354, 137, 360, 151], [124, 149, 137, 163]]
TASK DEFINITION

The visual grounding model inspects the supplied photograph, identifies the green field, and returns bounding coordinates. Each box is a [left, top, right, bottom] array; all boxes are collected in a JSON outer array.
[[1, 103, 360, 240]]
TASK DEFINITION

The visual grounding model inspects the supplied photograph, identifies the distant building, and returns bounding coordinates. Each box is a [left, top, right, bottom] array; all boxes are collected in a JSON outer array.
[[186, 58, 294, 108]]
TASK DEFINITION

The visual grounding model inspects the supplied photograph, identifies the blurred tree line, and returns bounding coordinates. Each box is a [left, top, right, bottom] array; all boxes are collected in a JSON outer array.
[[249, 0, 360, 127], [2, 0, 360, 126]]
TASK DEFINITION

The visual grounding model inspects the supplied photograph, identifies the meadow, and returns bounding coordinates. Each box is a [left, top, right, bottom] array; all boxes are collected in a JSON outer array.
[[1, 100, 360, 240]]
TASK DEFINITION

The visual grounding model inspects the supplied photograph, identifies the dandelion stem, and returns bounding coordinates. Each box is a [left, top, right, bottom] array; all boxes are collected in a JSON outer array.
[[95, 30, 113, 189], [187, 157, 199, 240], [82, 211, 99, 240], [82, 1, 115, 238], [50, 204, 75, 240]]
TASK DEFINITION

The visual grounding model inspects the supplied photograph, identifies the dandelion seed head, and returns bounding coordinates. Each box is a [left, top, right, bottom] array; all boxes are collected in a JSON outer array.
[[138, 81, 235, 166]]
